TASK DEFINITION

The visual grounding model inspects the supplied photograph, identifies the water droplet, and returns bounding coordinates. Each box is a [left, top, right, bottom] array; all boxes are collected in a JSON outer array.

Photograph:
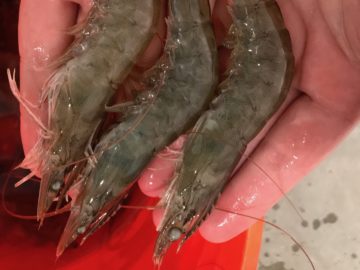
[[32, 46, 50, 70], [72, 42, 88, 56]]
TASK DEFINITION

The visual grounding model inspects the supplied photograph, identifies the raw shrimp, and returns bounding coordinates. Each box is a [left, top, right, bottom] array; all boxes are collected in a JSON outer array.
[[8, 0, 160, 221], [56, 0, 218, 256], [154, 0, 294, 264]]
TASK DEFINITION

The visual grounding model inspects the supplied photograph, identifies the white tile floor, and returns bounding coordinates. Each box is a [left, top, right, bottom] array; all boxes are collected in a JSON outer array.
[[258, 124, 360, 270]]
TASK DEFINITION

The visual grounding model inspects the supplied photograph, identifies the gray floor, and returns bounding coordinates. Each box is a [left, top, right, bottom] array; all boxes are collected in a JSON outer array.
[[258, 124, 360, 270]]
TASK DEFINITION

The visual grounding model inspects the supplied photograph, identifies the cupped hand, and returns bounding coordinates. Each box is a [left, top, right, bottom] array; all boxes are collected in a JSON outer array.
[[139, 0, 360, 242], [19, 0, 360, 244]]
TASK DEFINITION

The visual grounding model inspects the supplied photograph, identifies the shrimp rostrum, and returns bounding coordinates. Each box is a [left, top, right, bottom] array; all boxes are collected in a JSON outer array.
[[154, 0, 294, 264], [8, 0, 160, 221], [56, 0, 218, 256]]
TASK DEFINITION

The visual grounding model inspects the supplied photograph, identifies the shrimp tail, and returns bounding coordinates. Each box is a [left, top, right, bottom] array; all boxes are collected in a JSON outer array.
[[13, 139, 44, 187], [8, 64, 66, 218], [7, 68, 51, 189]]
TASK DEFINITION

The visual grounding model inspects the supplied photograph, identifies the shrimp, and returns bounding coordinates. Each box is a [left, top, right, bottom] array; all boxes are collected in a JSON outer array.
[[154, 0, 295, 264], [8, 0, 160, 221], [56, 0, 218, 257]]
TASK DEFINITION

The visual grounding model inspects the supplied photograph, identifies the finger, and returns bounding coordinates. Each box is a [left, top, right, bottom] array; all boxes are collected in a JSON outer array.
[[209, 0, 217, 12], [19, 0, 79, 154], [199, 95, 357, 243], [68, 0, 93, 22], [212, 0, 232, 46], [135, 0, 167, 69], [138, 135, 186, 197]]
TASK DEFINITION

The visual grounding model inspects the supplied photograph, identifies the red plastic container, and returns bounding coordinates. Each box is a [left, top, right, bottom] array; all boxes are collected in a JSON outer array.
[[0, 47, 263, 270], [0, 82, 263, 269], [0, 80, 263, 270], [0, 178, 263, 270], [0, 63, 265, 270]]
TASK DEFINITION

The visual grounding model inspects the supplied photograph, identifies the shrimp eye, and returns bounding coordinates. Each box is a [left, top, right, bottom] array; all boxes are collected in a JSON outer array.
[[77, 226, 86, 235], [168, 227, 182, 242], [51, 181, 62, 192]]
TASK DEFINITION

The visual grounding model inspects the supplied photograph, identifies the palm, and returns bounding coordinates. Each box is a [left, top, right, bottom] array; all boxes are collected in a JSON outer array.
[[288, 0, 360, 116], [19, 0, 360, 243]]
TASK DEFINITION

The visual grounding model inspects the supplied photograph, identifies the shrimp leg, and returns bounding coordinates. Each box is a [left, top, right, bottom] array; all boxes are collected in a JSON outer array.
[[154, 0, 295, 264]]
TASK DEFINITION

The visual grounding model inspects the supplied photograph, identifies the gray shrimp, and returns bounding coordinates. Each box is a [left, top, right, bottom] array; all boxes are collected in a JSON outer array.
[[56, 0, 218, 257], [8, 0, 160, 221], [154, 0, 295, 264]]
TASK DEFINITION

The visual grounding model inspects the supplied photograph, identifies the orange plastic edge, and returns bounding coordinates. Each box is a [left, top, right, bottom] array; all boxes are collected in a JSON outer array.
[[241, 221, 264, 270]]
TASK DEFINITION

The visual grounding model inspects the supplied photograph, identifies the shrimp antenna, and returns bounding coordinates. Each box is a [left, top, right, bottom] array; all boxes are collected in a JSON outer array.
[[117, 203, 315, 270], [215, 206, 316, 270], [120, 204, 158, 211], [1, 173, 315, 270], [245, 156, 306, 222]]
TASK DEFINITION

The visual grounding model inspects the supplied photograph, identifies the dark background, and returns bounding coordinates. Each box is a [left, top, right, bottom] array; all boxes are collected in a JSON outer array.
[[0, 0, 22, 172]]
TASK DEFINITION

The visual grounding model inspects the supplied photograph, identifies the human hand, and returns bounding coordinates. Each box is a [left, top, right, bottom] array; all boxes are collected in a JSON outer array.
[[18, 0, 360, 244], [138, 0, 360, 242]]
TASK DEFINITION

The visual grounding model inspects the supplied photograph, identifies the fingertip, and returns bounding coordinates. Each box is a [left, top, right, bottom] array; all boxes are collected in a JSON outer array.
[[135, 32, 164, 69], [138, 136, 185, 197], [199, 206, 265, 243], [199, 213, 248, 243], [136, 0, 167, 69], [209, 0, 216, 12], [212, 0, 232, 46], [198, 162, 280, 243], [137, 156, 176, 197], [72, 0, 94, 23]]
